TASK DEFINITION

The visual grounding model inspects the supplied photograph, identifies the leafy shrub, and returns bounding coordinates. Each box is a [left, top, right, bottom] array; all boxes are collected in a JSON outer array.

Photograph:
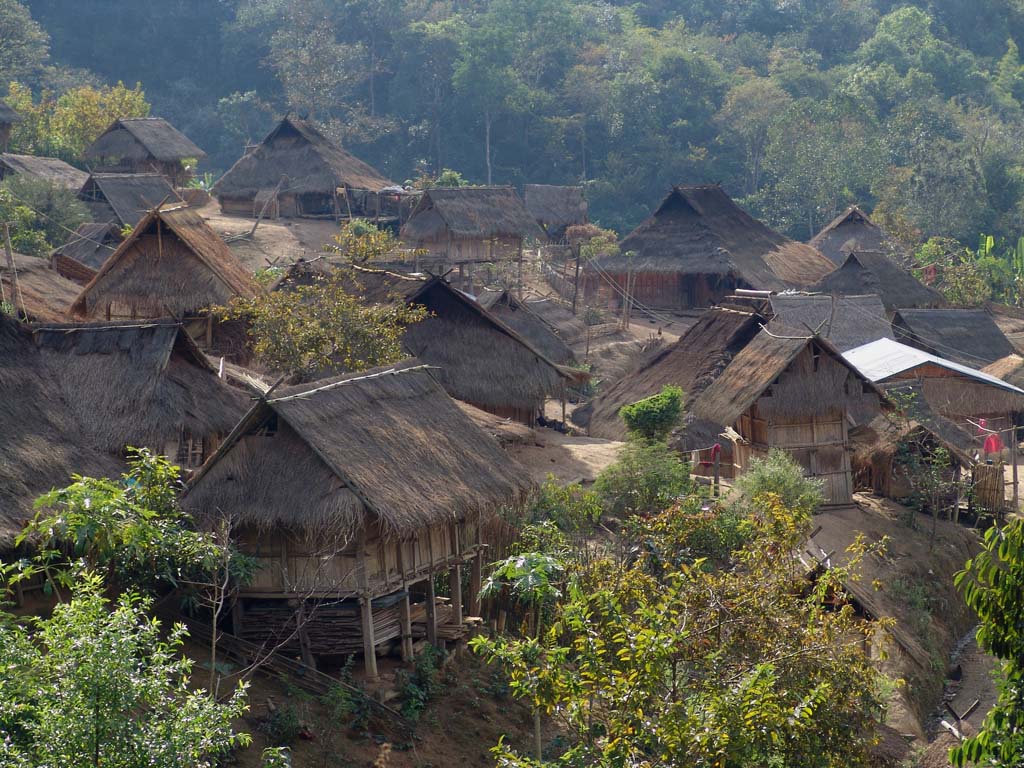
[[618, 385, 683, 441], [595, 439, 693, 517], [2, 176, 89, 251], [396, 645, 443, 720], [733, 448, 824, 517], [262, 704, 302, 746], [529, 477, 602, 535]]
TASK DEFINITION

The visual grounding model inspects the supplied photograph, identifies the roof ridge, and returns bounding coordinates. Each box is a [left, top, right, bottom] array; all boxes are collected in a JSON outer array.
[[269, 364, 436, 403]]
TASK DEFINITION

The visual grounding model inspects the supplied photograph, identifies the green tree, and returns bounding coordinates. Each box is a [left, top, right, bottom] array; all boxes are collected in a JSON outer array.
[[952, 518, 1024, 766], [0, 175, 88, 250], [618, 384, 683, 441], [0, 0, 48, 84], [0, 574, 250, 767], [594, 438, 693, 517], [715, 77, 792, 194]]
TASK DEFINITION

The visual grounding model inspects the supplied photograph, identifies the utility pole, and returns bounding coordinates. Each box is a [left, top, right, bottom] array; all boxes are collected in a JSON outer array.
[[3, 223, 25, 318], [571, 240, 581, 315]]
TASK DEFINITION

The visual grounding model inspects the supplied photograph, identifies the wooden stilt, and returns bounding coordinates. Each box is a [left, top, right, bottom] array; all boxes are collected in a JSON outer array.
[[399, 591, 413, 662], [450, 563, 463, 625], [296, 602, 317, 671], [1012, 423, 1019, 516], [469, 551, 483, 617], [231, 595, 244, 637], [360, 597, 378, 680], [425, 577, 438, 648]]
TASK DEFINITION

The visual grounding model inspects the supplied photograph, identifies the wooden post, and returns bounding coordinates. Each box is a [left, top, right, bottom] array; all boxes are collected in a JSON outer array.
[[450, 563, 463, 625], [399, 591, 413, 662], [518, 239, 524, 300], [231, 596, 245, 637], [571, 242, 581, 315], [953, 463, 962, 525], [205, 313, 213, 349], [425, 576, 438, 647], [713, 450, 721, 498], [360, 596, 379, 680], [3, 223, 25, 318], [296, 602, 317, 671], [469, 551, 482, 616], [1012, 420, 1019, 515]]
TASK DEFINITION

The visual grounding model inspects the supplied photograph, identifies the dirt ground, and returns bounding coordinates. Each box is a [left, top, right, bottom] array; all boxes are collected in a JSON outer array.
[[508, 427, 624, 485]]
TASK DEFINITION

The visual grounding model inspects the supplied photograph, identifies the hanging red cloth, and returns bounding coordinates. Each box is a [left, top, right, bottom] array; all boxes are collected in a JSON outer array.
[[984, 432, 1005, 455]]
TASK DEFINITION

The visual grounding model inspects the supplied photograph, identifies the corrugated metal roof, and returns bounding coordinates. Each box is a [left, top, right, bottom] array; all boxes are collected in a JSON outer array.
[[843, 337, 1024, 394]]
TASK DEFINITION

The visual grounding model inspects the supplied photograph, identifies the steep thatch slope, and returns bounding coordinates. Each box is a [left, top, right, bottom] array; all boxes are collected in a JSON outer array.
[[71, 204, 258, 319], [809, 206, 897, 264], [594, 185, 834, 287], [769, 293, 893, 351], [79, 173, 182, 229], [893, 308, 1014, 367], [812, 251, 944, 310], [0, 153, 88, 189], [213, 116, 394, 197], [401, 187, 546, 242], [84, 117, 206, 161], [185, 361, 532, 537], [1, 253, 79, 322]]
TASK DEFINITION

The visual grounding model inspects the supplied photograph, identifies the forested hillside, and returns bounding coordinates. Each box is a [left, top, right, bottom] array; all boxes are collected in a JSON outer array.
[[9, 0, 1024, 243]]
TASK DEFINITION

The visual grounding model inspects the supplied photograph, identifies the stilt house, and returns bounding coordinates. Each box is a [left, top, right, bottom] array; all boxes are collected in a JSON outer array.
[[50, 222, 122, 284], [583, 185, 835, 312], [69, 204, 258, 358], [811, 251, 944, 311], [400, 187, 546, 290], [182, 361, 532, 677], [0, 99, 21, 152], [78, 173, 182, 230], [0, 153, 88, 190], [83, 118, 206, 186], [524, 184, 588, 242], [892, 308, 1014, 368], [212, 116, 397, 220], [809, 206, 900, 264], [688, 328, 884, 505]]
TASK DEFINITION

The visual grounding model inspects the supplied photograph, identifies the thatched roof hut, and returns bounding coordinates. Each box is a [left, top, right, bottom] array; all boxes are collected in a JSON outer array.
[[585, 305, 764, 441], [892, 308, 1014, 368], [982, 353, 1024, 388], [212, 116, 396, 219], [1, 252, 80, 322], [475, 288, 577, 364], [524, 184, 587, 241], [281, 264, 580, 424], [811, 251, 944, 311], [402, 187, 545, 244], [688, 328, 883, 504], [50, 222, 121, 284], [986, 302, 1024, 354], [584, 185, 834, 311], [83, 117, 205, 185], [186, 360, 530, 541], [30, 321, 248, 458], [768, 293, 893, 352], [0, 153, 88, 190], [71, 203, 258, 322], [78, 172, 182, 229], [808, 206, 899, 264]]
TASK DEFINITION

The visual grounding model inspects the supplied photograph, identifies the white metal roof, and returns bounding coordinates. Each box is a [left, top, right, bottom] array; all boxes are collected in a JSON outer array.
[[843, 337, 1024, 394]]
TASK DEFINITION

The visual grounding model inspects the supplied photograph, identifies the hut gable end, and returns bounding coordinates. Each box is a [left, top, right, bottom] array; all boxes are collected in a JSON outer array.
[[71, 204, 258, 320], [84, 118, 206, 163], [401, 187, 546, 242]]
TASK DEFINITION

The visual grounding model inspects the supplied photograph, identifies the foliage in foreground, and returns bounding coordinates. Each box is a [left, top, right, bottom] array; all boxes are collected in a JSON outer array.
[[475, 451, 884, 767], [593, 438, 693, 518], [0, 574, 249, 767], [952, 518, 1024, 766]]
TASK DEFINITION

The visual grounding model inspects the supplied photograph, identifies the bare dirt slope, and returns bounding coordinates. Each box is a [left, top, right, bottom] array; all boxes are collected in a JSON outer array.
[[812, 495, 987, 743], [508, 429, 624, 485]]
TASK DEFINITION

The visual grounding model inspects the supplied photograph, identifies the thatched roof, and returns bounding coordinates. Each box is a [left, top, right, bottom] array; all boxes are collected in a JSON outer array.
[[475, 288, 577, 364], [184, 361, 532, 538], [768, 293, 893, 352], [587, 306, 764, 441], [690, 328, 881, 427], [79, 173, 182, 229], [808, 206, 898, 265], [0, 313, 119, 545], [71, 204, 259, 319], [1, 252, 79, 322], [812, 251, 944, 310], [592, 185, 833, 288], [982, 353, 1024, 389], [30, 320, 248, 453], [84, 117, 206, 162], [986, 302, 1024, 354], [401, 187, 546, 243], [893, 308, 1014, 368], [212, 116, 394, 198], [523, 184, 587, 233], [0, 99, 22, 124], [51, 222, 120, 272], [0, 153, 88, 189]]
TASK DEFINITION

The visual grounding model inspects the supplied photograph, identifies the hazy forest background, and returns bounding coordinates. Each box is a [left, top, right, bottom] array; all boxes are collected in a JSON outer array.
[[7, 0, 1024, 248]]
